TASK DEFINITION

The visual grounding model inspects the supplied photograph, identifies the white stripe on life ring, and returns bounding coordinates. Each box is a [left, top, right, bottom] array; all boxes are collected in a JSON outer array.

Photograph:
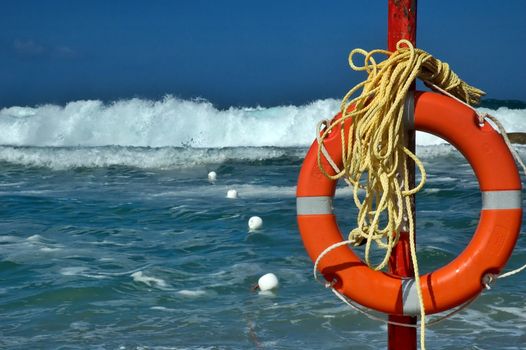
[[482, 190, 522, 210], [296, 196, 333, 215]]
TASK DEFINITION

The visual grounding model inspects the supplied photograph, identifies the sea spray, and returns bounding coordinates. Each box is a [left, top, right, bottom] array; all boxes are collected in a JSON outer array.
[[2, 96, 525, 149], [1, 96, 525, 169], [0, 96, 339, 148]]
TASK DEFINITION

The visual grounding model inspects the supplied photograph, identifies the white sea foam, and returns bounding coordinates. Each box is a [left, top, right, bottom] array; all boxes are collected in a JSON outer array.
[[40, 247, 62, 252], [0, 96, 339, 148], [60, 266, 89, 276], [150, 306, 177, 312], [0, 182, 24, 187], [0, 96, 524, 168], [0, 145, 300, 169], [2, 96, 523, 148], [26, 234, 45, 242], [177, 289, 207, 297], [0, 235, 20, 243], [58, 266, 109, 279], [131, 271, 168, 288]]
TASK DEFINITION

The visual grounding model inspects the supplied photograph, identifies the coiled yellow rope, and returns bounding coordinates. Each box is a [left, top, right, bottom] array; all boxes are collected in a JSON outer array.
[[316, 39, 485, 350]]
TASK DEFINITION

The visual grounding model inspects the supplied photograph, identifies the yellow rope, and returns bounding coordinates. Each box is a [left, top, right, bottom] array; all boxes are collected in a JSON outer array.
[[317, 39, 484, 350]]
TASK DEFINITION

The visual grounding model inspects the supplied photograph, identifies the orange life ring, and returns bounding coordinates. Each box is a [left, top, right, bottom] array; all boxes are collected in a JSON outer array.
[[296, 91, 522, 315]]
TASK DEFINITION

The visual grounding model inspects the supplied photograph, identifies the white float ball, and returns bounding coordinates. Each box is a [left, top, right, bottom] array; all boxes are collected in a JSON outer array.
[[258, 273, 279, 291], [226, 189, 238, 199], [248, 216, 263, 231], [208, 171, 217, 182]]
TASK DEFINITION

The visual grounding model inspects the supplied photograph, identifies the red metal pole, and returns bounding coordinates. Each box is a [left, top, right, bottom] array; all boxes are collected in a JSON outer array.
[[388, 0, 417, 50], [387, 1, 417, 350]]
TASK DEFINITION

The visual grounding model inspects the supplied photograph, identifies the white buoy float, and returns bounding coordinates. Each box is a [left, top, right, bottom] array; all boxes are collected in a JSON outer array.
[[257, 273, 279, 292], [248, 216, 263, 231], [226, 189, 238, 199], [208, 171, 217, 182]]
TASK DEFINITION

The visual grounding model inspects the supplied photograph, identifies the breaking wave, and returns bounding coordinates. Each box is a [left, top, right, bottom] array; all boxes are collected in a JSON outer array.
[[1, 95, 524, 168]]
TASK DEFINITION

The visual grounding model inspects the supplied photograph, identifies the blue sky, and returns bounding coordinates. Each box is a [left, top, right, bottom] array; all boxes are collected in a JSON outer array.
[[1, 0, 525, 108]]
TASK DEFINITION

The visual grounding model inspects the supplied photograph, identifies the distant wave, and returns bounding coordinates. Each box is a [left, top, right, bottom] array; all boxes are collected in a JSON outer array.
[[0, 96, 339, 148], [2, 95, 524, 149], [1, 96, 525, 169]]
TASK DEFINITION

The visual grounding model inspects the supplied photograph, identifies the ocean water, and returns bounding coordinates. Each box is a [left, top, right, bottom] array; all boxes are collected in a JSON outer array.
[[1, 96, 526, 349]]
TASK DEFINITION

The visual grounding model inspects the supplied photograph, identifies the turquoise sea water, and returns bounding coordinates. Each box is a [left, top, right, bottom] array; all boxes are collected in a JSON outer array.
[[1, 98, 526, 349]]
